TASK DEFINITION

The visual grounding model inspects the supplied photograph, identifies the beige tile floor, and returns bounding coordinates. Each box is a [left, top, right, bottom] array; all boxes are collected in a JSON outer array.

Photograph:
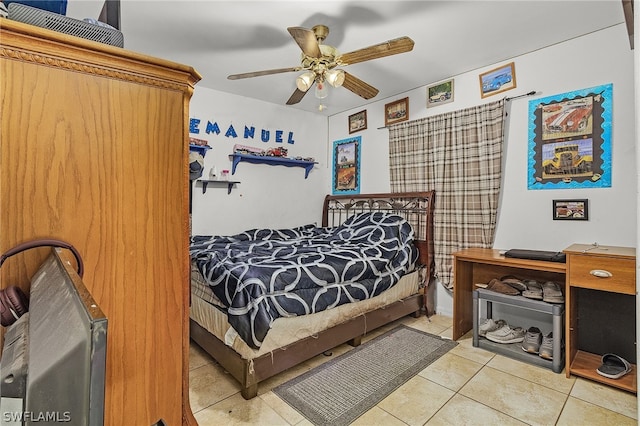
[[189, 314, 638, 425]]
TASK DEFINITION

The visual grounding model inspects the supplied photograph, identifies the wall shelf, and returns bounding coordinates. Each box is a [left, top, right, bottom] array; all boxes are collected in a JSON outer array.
[[229, 153, 317, 178], [189, 144, 211, 157], [197, 179, 240, 194]]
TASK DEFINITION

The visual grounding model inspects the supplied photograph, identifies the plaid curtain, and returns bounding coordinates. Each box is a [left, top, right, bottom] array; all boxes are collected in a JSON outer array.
[[389, 100, 505, 289]]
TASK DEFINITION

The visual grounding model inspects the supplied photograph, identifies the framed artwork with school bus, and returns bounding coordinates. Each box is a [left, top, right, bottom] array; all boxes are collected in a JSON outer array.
[[528, 83, 612, 190]]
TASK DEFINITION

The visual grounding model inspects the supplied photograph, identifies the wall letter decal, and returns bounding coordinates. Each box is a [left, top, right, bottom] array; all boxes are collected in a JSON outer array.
[[225, 125, 238, 138], [189, 118, 200, 134], [206, 121, 220, 135]]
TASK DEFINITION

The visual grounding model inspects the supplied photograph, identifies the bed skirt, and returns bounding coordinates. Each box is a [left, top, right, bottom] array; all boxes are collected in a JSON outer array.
[[190, 268, 421, 360]]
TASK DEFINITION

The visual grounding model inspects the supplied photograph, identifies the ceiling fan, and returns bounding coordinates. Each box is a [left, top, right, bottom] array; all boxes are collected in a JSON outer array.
[[227, 25, 415, 105]]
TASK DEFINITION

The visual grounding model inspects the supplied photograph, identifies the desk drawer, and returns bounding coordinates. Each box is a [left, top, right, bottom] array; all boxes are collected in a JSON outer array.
[[568, 255, 635, 294]]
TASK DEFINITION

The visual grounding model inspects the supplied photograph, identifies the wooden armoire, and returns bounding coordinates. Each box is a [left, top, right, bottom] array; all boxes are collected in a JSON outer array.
[[1, 19, 201, 425]]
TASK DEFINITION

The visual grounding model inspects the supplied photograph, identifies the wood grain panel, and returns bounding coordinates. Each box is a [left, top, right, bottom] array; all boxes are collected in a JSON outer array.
[[1, 19, 200, 426], [568, 255, 635, 294]]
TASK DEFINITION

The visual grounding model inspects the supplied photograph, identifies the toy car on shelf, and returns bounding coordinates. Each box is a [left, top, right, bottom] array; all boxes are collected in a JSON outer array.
[[265, 147, 288, 157]]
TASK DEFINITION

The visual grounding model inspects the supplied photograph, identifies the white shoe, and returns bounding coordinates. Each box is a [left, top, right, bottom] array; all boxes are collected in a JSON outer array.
[[478, 318, 506, 337], [485, 324, 525, 344]]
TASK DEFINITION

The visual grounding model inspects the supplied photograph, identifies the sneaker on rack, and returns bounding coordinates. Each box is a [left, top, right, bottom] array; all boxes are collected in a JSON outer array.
[[478, 318, 507, 337], [521, 327, 543, 354], [485, 324, 525, 344], [539, 332, 554, 360]]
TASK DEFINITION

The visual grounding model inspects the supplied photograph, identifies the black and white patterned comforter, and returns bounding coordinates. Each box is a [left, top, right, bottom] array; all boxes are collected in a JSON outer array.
[[190, 212, 418, 349]]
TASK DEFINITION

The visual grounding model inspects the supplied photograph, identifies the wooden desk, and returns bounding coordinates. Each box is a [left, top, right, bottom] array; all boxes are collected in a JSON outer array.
[[452, 248, 566, 341]]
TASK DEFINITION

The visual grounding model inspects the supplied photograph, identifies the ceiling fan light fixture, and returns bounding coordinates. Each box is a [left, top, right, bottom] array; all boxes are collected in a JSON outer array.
[[314, 80, 328, 99], [326, 69, 345, 88], [230, 24, 413, 107], [296, 71, 315, 92]]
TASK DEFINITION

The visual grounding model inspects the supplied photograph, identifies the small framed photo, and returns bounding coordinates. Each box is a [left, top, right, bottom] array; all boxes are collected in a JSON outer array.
[[384, 97, 409, 127], [348, 110, 367, 134], [479, 62, 516, 98], [427, 79, 454, 108], [553, 199, 589, 220]]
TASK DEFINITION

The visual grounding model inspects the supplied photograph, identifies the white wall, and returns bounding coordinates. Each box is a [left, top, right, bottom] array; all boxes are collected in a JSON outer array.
[[327, 24, 637, 316], [189, 24, 635, 316], [189, 90, 329, 236]]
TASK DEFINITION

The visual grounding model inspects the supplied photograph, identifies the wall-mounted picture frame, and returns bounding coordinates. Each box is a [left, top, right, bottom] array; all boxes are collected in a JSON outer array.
[[427, 79, 454, 108], [384, 97, 409, 127], [348, 110, 367, 134], [479, 62, 516, 98], [552, 199, 589, 220], [528, 83, 612, 190], [332, 136, 361, 195]]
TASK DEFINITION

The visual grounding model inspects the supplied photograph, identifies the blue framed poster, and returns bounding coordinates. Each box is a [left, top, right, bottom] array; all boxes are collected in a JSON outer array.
[[527, 83, 612, 190], [332, 136, 361, 195]]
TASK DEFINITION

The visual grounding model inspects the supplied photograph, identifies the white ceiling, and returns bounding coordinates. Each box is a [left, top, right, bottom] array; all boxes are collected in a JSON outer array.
[[67, 1, 626, 116]]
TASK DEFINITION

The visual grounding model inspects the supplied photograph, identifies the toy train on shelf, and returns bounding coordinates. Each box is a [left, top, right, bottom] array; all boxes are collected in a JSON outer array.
[[233, 144, 314, 162]]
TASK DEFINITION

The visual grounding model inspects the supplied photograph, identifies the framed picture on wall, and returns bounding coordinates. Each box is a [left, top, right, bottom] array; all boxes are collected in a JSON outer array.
[[552, 199, 589, 220], [384, 97, 409, 127], [427, 79, 454, 108], [332, 136, 361, 195], [479, 62, 516, 98], [348, 110, 367, 133], [528, 83, 612, 190]]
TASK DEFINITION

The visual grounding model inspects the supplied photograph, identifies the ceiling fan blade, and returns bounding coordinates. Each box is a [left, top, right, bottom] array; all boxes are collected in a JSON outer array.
[[286, 88, 309, 105], [338, 36, 415, 66], [342, 72, 379, 100], [287, 26, 321, 58], [228, 67, 301, 80]]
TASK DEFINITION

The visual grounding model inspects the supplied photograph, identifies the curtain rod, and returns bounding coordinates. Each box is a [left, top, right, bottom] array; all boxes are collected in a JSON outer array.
[[505, 91, 537, 101], [376, 91, 537, 129]]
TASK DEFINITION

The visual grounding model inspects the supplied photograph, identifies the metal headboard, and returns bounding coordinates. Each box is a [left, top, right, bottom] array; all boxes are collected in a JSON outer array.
[[322, 191, 435, 280]]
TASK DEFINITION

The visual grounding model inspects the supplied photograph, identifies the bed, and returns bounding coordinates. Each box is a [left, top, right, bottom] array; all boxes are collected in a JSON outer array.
[[189, 191, 435, 399]]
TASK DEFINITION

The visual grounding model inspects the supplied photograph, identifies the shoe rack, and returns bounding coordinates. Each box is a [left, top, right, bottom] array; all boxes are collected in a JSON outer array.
[[452, 248, 566, 341], [472, 288, 565, 373]]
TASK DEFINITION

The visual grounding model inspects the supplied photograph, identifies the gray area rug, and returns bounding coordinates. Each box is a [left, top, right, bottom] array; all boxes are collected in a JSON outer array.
[[273, 325, 457, 426]]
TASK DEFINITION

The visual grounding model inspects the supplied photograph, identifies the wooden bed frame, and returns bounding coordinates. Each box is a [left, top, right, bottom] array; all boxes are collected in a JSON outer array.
[[189, 191, 435, 399]]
